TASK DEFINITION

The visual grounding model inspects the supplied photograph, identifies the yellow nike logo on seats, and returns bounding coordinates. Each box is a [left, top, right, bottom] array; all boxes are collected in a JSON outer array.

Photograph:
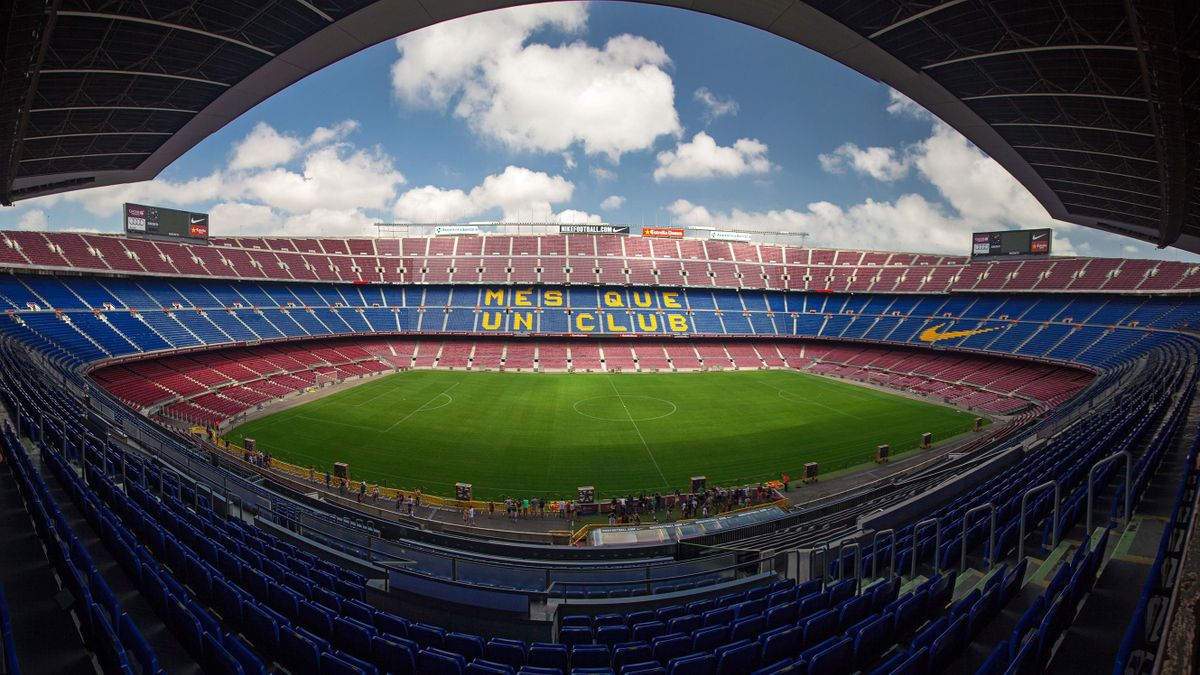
[[919, 323, 1001, 343]]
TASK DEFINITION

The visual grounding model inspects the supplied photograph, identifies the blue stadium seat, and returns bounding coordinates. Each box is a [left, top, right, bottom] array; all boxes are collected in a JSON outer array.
[[764, 602, 797, 629], [667, 615, 701, 635], [446, 632, 486, 662], [596, 625, 631, 647], [691, 624, 729, 654], [527, 642, 568, 671], [655, 606, 685, 624], [622, 664, 665, 675], [632, 621, 668, 643], [806, 636, 853, 675], [466, 659, 515, 674], [613, 643, 653, 672], [667, 652, 717, 675], [625, 611, 656, 628], [320, 652, 367, 675], [852, 612, 894, 669], [758, 625, 799, 665], [418, 647, 468, 675], [571, 644, 612, 669], [373, 635, 419, 675], [801, 608, 839, 647], [714, 639, 759, 674], [411, 622, 448, 650], [651, 634, 691, 665], [333, 616, 376, 660], [730, 615, 765, 643], [281, 629, 322, 675], [562, 615, 593, 629], [202, 632, 243, 675], [482, 638, 526, 669]]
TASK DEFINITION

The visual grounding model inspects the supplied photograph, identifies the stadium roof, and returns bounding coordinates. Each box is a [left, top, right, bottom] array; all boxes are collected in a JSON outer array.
[[1, 1, 1196, 251]]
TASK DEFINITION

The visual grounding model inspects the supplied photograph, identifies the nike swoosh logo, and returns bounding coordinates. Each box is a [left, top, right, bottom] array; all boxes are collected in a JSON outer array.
[[190, 217, 205, 224], [1032, 234, 1046, 240], [919, 323, 1001, 342]]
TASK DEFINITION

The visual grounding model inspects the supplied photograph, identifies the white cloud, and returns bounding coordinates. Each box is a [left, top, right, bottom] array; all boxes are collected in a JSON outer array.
[[11, 120, 400, 238], [307, 120, 359, 146], [393, 165, 583, 223], [694, 87, 739, 124], [15, 209, 48, 231], [667, 196, 975, 254], [207, 202, 283, 235], [392, 186, 477, 223], [229, 120, 358, 172], [391, 6, 681, 161], [241, 144, 405, 214], [818, 143, 910, 182], [230, 123, 303, 171], [885, 88, 931, 119], [590, 167, 616, 182], [600, 195, 625, 210], [654, 132, 772, 182], [562, 152, 576, 170], [555, 209, 603, 224], [60, 173, 234, 218], [282, 208, 378, 237]]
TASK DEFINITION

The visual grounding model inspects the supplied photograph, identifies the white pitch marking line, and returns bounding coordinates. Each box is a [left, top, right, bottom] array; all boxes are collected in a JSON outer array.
[[606, 375, 670, 488], [764, 381, 863, 420], [383, 381, 460, 432]]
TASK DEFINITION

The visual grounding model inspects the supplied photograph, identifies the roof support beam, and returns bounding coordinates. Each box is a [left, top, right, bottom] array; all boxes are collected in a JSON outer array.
[[962, 92, 1148, 103], [868, 0, 969, 39], [1043, 177, 1162, 200], [19, 151, 151, 162], [39, 68, 230, 87], [24, 131, 173, 141], [2, 0, 59, 205], [1060, 201, 1160, 223], [923, 44, 1136, 70], [55, 11, 275, 56], [1124, 0, 1189, 248], [293, 0, 334, 23], [991, 122, 1154, 138], [1012, 145, 1158, 164], [1028, 162, 1159, 183], [1054, 189, 1159, 212], [30, 105, 198, 114]]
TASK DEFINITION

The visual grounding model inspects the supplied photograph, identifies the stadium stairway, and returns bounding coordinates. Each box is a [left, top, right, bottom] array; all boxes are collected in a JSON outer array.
[[0, 428, 95, 675], [1047, 384, 1200, 672], [31, 446, 203, 674]]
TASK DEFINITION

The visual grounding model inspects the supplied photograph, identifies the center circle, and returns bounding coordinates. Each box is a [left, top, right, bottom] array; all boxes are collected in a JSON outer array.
[[572, 395, 678, 422]]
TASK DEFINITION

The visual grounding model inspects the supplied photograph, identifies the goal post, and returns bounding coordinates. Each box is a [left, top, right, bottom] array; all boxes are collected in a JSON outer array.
[[314, 370, 340, 387]]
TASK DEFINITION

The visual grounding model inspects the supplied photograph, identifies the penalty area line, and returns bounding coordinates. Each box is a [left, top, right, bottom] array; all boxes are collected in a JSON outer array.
[[382, 381, 460, 433]]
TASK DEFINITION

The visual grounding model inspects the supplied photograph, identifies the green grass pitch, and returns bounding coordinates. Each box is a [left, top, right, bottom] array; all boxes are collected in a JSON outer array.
[[224, 370, 983, 500]]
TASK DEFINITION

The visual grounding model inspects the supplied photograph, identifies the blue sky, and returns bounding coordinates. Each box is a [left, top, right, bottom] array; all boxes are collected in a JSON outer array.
[[1, 2, 1192, 260]]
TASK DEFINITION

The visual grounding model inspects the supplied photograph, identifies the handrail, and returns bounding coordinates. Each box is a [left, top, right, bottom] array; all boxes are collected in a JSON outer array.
[[1087, 450, 1131, 534], [960, 503, 996, 572], [871, 528, 896, 580], [834, 539, 862, 593], [1018, 480, 1060, 561], [912, 517, 941, 577]]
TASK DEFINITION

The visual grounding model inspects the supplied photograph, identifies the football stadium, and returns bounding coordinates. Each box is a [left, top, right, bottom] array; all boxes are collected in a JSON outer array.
[[0, 2, 1197, 675]]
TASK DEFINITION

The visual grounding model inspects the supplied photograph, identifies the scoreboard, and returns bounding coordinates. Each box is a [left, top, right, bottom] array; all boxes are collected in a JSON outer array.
[[124, 203, 209, 241], [971, 228, 1051, 258]]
